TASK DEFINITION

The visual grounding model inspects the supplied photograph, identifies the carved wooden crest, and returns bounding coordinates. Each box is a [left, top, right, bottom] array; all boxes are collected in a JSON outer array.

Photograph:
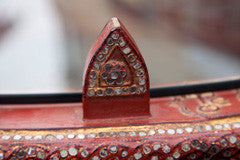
[[83, 18, 150, 119]]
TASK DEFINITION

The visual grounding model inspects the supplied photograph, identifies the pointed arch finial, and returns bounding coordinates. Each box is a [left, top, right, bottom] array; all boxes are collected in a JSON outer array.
[[83, 18, 150, 119]]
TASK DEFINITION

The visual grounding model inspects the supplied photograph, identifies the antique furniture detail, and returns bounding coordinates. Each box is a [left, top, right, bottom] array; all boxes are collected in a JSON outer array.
[[0, 18, 240, 160], [82, 17, 150, 119]]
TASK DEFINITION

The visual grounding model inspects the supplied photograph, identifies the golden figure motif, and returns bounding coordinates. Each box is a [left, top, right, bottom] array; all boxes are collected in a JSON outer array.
[[236, 89, 240, 101], [168, 92, 231, 117], [167, 96, 198, 117], [196, 92, 231, 115]]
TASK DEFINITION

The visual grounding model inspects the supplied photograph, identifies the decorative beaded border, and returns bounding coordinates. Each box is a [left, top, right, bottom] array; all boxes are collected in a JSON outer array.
[[1, 117, 240, 141], [0, 133, 240, 160], [86, 29, 148, 97]]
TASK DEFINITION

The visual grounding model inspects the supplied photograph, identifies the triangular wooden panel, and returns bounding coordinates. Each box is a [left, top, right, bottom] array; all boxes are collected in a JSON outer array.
[[83, 17, 150, 119]]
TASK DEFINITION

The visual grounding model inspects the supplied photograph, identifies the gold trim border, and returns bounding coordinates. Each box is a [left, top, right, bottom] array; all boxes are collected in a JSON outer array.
[[0, 116, 240, 141]]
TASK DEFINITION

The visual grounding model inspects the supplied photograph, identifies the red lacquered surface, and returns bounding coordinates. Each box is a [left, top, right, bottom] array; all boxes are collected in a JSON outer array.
[[0, 89, 240, 159], [82, 18, 150, 119], [0, 89, 239, 129], [0, 18, 240, 159]]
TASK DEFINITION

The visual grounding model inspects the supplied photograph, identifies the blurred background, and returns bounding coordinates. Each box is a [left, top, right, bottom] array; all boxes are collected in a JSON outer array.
[[0, 0, 240, 93]]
